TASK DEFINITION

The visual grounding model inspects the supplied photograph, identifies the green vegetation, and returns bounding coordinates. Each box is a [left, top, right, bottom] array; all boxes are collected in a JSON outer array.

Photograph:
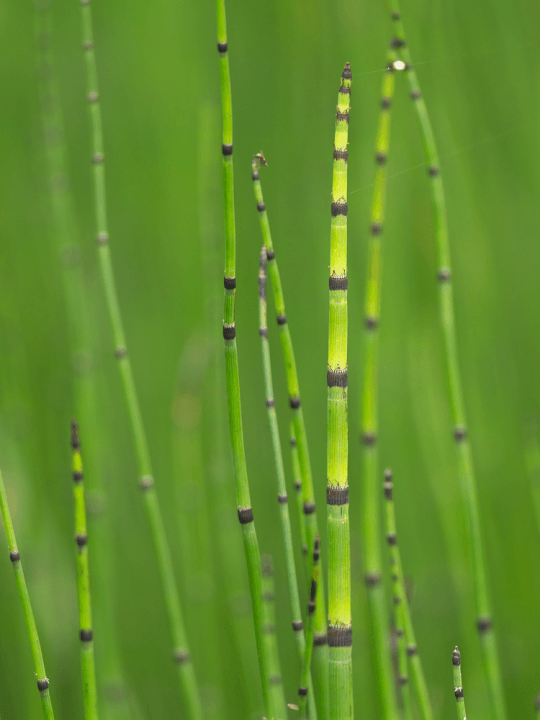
[[452, 647, 467, 720]]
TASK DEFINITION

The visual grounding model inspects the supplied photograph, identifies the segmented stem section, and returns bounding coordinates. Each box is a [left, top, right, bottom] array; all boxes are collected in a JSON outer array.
[[452, 647, 467, 720], [327, 62, 352, 720], [71, 421, 99, 720], [290, 427, 308, 556], [388, 7, 506, 719], [261, 557, 285, 715], [384, 470, 432, 720], [217, 7, 286, 719], [252, 153, 329, 714], [362, 57, 397, 720], [79, 5, 201, 717], [298, 538, 320, 720], [259, 249, 317, 719], [0, 468, 55, 720]]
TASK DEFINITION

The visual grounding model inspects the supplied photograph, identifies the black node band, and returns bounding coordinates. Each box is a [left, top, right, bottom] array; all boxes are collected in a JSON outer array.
[[252, 171, 259, 181], [73, 471, 84, 483], [406, 644, 418, 656], [259, 327, 268, 338], [329, 275, 348, 291], [294, 480, 301, 491], [336, 111, 350, 123], [342, 65, 352, 80], [277, 494, 288, 504], [371, 222, 383, 235], [381, 96, 391, 109], [391, 11, 400, 19], [438, 268, 451, 282], [303, 501, 315, 515], [277, 314, 287, 325], [217, 41, 228, 53], [292, 620, 303, 632], [411, 90, 421, 100], [398, 675, 408, 686], [387, 532, 397, 546], [327, 486, 349, 505], [327, 369, 348, 388], [290, 396, 301, 409], [223, 324, 236, 340], [37, 679, 49, 692], [331, 202, 348, 217], [339, 85, 351, 95], [477, 617, 492, 634], [454, 425, 467, 442], [238, 507, 254, 524], [452, 648, 461, 666], [454, 687, 464, 699], [174, 649, 190, 664], [384, 481, 393, 500], [80, 629, 93, 642], [333, 149, 348, 162], [365, 572, 381, 587], [290, 437, 297, 447], [76, 534, 88, 548], [298, 687, 308, 697], [391, 36, 406, 48], [428, 165, 440, 176], [266, 399, 275, 408], [365, 315, 379, 329], [224, 276, 236, 290], [222, 143, 233, 156], [266, 248, 275, 260], [328, 626, 352, 647], [313, 633, 327, 646], [362, 432, 377, 446], [376, 152, 387, 165], [9, 550, 20, 562], [257, 202, 265, 212]]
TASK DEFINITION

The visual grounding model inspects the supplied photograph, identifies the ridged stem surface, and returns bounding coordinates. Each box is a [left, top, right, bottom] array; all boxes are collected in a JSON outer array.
[[217, 4, 286, 718], [361, 58, 397, 720], [327, 63, 352, 720], [388, 7, 506, 719], [79, 4, 201, 717], [452, 648, 467, 720], [251, 153, 329, 715], [71, 421, 99, 720], [299, 538, 320, 720], [383, 470, 432, 720], [290, 425, 308, 556], [0, 468, 55, 720], [261, 557, 285, 716], [258, 247, 317, 720]]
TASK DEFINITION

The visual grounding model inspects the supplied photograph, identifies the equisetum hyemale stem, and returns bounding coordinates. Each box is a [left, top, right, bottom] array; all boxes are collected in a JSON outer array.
[[259, 248, 317, 720], [361, 56, 397, 720], [78, 4, 201, 717], [290, 425, 308, 556], [71, 420, 99, 720], [384, 470, 432, 720], [298, 537, 320, 720], [0, 468, 55, 720], [327, 62, 352, 720], [251, 152, 329, 715], [452, 647, 467, 720], [387, 7, 507, 720], [261, 556, 285, 715], [216, 4, 287, 719]]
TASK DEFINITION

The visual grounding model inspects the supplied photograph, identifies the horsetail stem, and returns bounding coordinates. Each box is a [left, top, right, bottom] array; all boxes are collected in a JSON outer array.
[[327, 62, 352, 720], [388, 7, 507, 719], [78, 5, 201, 717], [259, 248, 317, 720], [251, 153, 329, 715], [261, 556, 286, 716], [71, 420, 99, 720], [0, 468, 55, 720], [361, 57, 398, 720], [535, 693, 540, 718], [384, 470, 432, 720], [452, 647, 467, 720], [298, 537, 320, 720], [216, 6, 286, 718], [290, 426, 308, 557]]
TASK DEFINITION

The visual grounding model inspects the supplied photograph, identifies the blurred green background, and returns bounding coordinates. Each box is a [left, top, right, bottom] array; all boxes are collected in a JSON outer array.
[[0, 0, 539, 718]]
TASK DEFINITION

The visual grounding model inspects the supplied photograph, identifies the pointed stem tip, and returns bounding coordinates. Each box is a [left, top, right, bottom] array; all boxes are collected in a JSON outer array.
[[342, 62, 352, 80]]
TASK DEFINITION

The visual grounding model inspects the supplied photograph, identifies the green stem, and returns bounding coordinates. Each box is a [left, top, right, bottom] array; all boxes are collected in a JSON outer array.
[[361, 57, 397, 720], [327, 62, 352, 720], [71, 421, 99, 720], [78, 5, 201, 717], [383, 470, 432, 720], [0, 468, 55, 720], [251, 152, 329, 717], [289, 426, 308, 556], [298, 538, 320, 720], [261, 557, 286, 715], [216, 5, 286, 719], [259, 247, 317, 720], [388, 7, 506, 719], [452, 647, 467, 720]]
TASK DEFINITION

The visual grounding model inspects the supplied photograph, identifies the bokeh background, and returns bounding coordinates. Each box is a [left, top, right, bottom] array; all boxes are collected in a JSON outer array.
[[0, 0, 539, 718]]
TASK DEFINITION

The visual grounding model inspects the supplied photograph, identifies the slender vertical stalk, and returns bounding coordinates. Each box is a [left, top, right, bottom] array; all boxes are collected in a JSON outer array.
[[0, 468, 55, 720], [452, 647, 467, 720], [290, 425, 308, 557], [388, 7, 506, 719], [251, 153, 329, 716], [383, 470, 432, 720], [535, 693, 540, 718], [261, 556, 285, 715], [525, 416, 540, 535], [216, 5, 286, 719], [327, 62, 352, 720], [361, 56, 398, 720], [78, 5, 201, 717], [259, 248, 317, 720], [298, 537, 320, 720], [71, 420, 99, 720]]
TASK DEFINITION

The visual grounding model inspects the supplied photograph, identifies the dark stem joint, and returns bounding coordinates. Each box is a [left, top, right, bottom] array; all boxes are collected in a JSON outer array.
[[266, 398, 275, 408], [294, 480, 301, 491], [277, 313, 287, 325], [336, 111, 350, 123], [292, 620, 303, 632], [391, 36, 406, 48], [384, 481, 393, 500], [277, 494, 288, 504], [238, 507, 254, 524], [452, 648, 461, 666], [406, 644, 418, 656], [333, 149, 348, 162], [327, 368, 348, 388], [387, 532, 397, 545], [438, 267, 451, 282], [365, 315, 379, 329], [381, 96, 391, 109], [339, 85, 351, 95], [290, 396, 301, 409], [454, 687, 464, 699], [76, 534, 88, 548], [327, 485, 349, 505], [313, 632, 327, 646], [73, 471, 83, 483], [224, 276, 236, 290], [80, 628, 93, 642], [83, 41, 93, 50], [365, 572, 381, 587], [223, 323, 236, 340], [362, 431, 377, 446], [428, 165, 440, 176], [331, 201, 348, 217], [217, 41, 228, 53], [298, 686, 308, 697], [139, 475, 154, 490], [303, 501, 315, 515], [92, 152, 104, 164], [342, 63, 352, 80], [9, 550, 20, 562], [393, 595, 401, 605], [259, 327, 268, 338], [454, 425, 467, 442], [97, 232, 109, 244], [252, 171, 259, 181], [328, 625, 352, 647], [476, 616, 492, 634], [266, 248, 275, 260], [290, 436, 297, 447], [256, 201, 266, 213], [87, 92, 99, 103], [398, 675, 408, 686], [411, 89, 421, 100], [371, 222, 382, 235], [329, 275, 348, 291], [37, 678, 49, 692], [174, 649, 190, 664], [391, 11, 400, 19], [376, 152, 387, 165], [115, 345, 127, 358], [222, 143, 233, 156]]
